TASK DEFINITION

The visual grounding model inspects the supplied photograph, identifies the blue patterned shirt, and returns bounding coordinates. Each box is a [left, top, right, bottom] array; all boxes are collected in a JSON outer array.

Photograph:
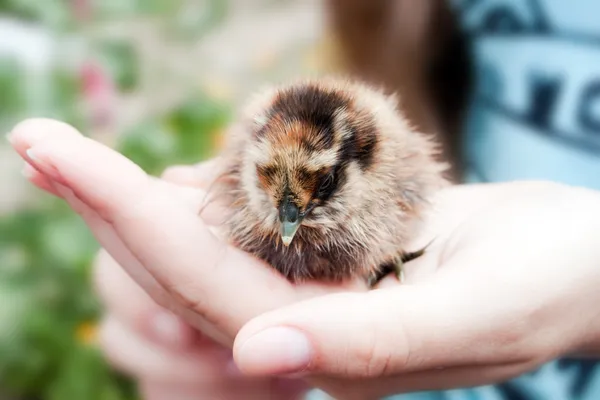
[[391, 1, 600, 399]]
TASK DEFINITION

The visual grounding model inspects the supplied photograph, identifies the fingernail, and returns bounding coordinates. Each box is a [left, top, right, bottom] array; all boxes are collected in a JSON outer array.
[[151, 311, 189, 348], [25, 148, 64, 183], [26, 148, 41, 162], [237, 327, 312, 375]]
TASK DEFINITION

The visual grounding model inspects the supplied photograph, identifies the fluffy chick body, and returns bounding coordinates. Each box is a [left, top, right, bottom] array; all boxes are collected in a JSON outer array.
[[211, 77, 448, 284]]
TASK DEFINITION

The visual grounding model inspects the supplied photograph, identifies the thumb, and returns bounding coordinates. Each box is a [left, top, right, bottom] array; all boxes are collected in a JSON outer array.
[[233, 277, 522, 378]]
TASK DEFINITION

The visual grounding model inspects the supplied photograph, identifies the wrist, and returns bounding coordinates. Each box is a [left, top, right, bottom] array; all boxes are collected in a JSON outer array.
[[565, 186, 600, 357]]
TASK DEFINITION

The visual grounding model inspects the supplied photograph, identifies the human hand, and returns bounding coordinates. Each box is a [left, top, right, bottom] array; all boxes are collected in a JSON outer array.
[[10, 118, 600, 400], [8, 118, 366, 398], [93, 164, 308, 400], [8, 118, 365, 344], [231, 180, 600, 398]]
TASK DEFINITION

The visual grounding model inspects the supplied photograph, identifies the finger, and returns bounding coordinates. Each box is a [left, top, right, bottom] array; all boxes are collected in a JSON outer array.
[[8, 118, 83, 161], [160, 157, 222, 189], [160, 160, 230, 226], [98, 316, 238, 384], [21, 162, 60, 197], [9, 118, 206, 214], [93, 249, 198, 350], [46, 179, 169, 299], [140, 382, 211, 400], [233, 277, 533, 378], [139, 378, 308, 400], [9, 118, 80, 198], [46, 178, 230, 345], [10, 118, 296, 339], [316, 362, 531, 400]]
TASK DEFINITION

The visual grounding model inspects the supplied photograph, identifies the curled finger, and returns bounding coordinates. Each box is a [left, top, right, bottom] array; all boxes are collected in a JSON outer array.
[[93, 249, 199, 350], [98, 315, 237, 384]]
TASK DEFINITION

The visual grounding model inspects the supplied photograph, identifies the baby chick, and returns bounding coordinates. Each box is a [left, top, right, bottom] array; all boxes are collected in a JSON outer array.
[[209, 77, 448, 286]]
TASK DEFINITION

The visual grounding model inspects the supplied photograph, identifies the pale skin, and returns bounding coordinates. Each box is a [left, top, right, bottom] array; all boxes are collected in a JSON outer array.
[[8, 118, 600, 400]]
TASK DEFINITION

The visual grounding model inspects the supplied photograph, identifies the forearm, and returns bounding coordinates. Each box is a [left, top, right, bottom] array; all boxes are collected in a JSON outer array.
[[559, 185, 600, 357]]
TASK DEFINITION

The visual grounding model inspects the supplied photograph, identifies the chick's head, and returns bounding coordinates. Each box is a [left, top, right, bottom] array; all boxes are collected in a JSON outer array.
[[239, 79, 383, 246]]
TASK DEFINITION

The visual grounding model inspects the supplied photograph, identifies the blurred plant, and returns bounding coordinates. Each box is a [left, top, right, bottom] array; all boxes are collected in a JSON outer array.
[[0, 0, 74, 30], [0, 1, 231, 399], [96, 40, 138, 92], [0, 56, 86, 144], [0, 200, 136, 400], [0, 57, 26, 124], [120, 93, 229, 175], [0, 94, 229, 400]]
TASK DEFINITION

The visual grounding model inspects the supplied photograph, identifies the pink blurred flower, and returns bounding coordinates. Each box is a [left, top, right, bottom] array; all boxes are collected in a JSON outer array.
[[80, 60, 117, 130]]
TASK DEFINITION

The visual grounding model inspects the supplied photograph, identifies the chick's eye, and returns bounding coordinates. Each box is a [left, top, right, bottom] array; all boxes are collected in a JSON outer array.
[[317, 172, 335, 197]]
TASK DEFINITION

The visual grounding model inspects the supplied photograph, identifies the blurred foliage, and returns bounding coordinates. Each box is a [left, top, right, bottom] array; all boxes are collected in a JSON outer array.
[[0, 56, 86, 141], [0, 57, 26, 121], [96, 40, 139, 92], [0, 201, 132, 400], [0, 0, 232, 399], [120, 93, 229, 176], [0, 0, 73, 30], [0, 0, 228, 31]]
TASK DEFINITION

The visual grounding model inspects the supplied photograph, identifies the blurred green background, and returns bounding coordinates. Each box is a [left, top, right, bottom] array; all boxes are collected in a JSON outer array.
[[0, 0, 333, 398]]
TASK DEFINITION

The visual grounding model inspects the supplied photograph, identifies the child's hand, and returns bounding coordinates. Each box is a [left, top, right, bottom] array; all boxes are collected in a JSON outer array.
[[233, 180, 600, 398], [10, 118, 600, 399], [94, 248, 308, 400], [91, 162, 309, 400], [9, 118, 361, 345]]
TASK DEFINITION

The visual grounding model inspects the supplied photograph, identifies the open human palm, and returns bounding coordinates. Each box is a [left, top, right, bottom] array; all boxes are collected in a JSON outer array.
[[10, 118, 600, 400]]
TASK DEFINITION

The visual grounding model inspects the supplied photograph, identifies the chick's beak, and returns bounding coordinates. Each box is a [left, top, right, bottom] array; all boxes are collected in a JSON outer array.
[[279, 197, 302, 246]]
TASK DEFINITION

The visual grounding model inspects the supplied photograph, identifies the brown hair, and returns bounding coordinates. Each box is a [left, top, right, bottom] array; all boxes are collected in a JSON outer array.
[[324, 0, 473, 180]]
